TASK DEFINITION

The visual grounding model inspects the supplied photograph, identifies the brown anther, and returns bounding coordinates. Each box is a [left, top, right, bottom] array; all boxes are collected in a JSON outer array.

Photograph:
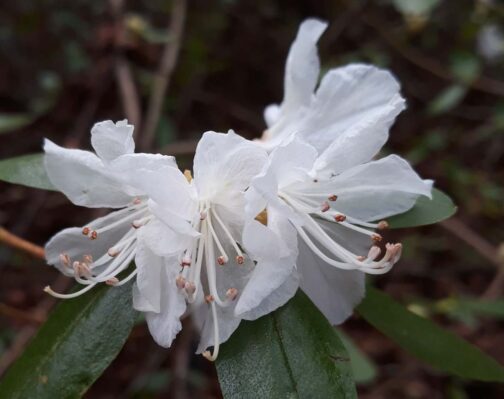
[[328, 194, 338, 202], [226, 288, 238, 301], [59, 253, 70, 267], [377, 220, 389, 230], [175, 275, 186, 289], [334, 214, 346, 222], [356, 255, 366, 261], [236, 255, 244, 265], [181, 259, 191, 267], [205, 295, 214, 304], [132, 221, 141, 229], [184, 281, 196, 295], [371, 234, 382, 243], [217, 256, 226, 266], [321, 201, 330, 212], [200, 211, 207, 221], [106, 277, 119, 286], [82, 254, 93, 265], [90, 230, 98, 240], [82, 227, 90, 236]]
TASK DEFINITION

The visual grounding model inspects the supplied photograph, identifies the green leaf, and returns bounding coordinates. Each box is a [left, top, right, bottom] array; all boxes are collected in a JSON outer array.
[[0, 282, 137, 398], [386, 188, 457, 228], [216, 290, 357, 399], [337, 329, 377, 385], [0, 153, 55, 191], [357, 287, 504, 382], [0, 114, 34, 134]]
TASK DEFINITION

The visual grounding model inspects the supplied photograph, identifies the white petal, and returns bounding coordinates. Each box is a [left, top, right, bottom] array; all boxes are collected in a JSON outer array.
[[44, 139, 132, 208], [134, 240, 163, 313], [196, 304, 241, 354], [281, 19, 328, 117], [313, 94, 405, 176], [238, 272, 300, 321], [90, 119, 135, 162], [138, 218, 190, 257], [325, 154, 433, 221], [193, 130, 268, 200], [302, 64, 404, 153], [144, 257, 187, 348], [236, 212, 298, 318], [298, 239, 365, 325]]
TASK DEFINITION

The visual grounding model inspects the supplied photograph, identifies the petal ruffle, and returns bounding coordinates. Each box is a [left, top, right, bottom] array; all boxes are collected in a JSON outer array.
[[90, 119, 135, 162]]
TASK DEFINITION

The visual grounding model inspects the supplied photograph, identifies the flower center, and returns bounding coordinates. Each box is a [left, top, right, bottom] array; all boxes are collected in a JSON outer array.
[[175, 201, 243, 361], [44, 198, 151, 298]]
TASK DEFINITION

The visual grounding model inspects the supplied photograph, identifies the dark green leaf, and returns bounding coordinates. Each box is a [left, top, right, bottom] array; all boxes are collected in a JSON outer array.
[[0, 153, 55, 191], [386, 188, 457, 228], [216, 290, 357, 399], [337, 329, 377, 385], [0, 282, 137, 398], [357, 287, 504, 382]]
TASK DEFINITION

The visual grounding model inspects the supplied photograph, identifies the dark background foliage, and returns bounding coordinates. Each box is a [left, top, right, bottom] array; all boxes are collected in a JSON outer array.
[[0, 0, 503, 397]]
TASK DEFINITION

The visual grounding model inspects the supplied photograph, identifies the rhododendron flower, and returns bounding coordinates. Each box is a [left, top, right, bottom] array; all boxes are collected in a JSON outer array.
[[238, 136, 432, 324], [130, 130, 268, 360], [43, 120, 176, 300]]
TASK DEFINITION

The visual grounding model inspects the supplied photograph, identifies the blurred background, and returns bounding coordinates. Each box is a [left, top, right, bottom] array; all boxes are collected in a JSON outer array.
[[0, 0, 503, 397]]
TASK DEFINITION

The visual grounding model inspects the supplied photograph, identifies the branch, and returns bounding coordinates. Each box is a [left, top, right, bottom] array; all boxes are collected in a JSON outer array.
[[0, 227, 45, 259], [140, 0, 187, 151], [110, 0, 142, 128], [440, 218, 504, 299]]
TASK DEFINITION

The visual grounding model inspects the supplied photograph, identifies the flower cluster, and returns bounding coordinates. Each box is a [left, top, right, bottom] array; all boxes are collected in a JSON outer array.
[[43, 19, 432, 360]]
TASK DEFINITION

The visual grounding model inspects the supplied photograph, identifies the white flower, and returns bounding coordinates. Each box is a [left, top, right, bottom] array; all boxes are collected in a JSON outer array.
[[129, 130, 268, 360], [258, 18, 406, 165], [237, 136, 433, 324], [43, 120, 176, 301]]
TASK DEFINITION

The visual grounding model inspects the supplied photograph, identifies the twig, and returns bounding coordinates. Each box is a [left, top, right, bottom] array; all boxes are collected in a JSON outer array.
[[110, 0, 142, 128], [140, 0, 187, 151], [440, 218, 504, 299], [0, 227, 45, 259], [362, 14, 504, 98]]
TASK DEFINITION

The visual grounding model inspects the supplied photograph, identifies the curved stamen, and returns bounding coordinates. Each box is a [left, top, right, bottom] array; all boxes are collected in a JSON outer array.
[[202, 300, 220, 361], [211, 208, 245, 260], [44, 283, 97, 299]]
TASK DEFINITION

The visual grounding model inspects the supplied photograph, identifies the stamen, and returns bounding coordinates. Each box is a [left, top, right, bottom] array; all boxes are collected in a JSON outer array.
[[44, 283, 96, 299], [367, 246, 381, 260], [184, 281, 196, 295], [106, 277, 119, 286], [202, 301, 220, 361], [82, 227, 90, 236], [59, 253, 70, 267], [321, 201, 330, 212], [217, 256, 226, 266], [328, 194, 337, 202], [108, 247, 120, 257], [226, 288, 238, 301], [200, 211, 207, 220], [176, 275, 186, 289], [205, 295, 214, 304], [236, 255, 244, 265], [356, 255, 366, 261], [82, 254, 93, 265], [90, 230, 98, 240], [211, 208, 245, 258], [377, 220, 389, 230], [133, 197, 142, 205], [371, 234, 382, 243], [334, 214, 346, 222]]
